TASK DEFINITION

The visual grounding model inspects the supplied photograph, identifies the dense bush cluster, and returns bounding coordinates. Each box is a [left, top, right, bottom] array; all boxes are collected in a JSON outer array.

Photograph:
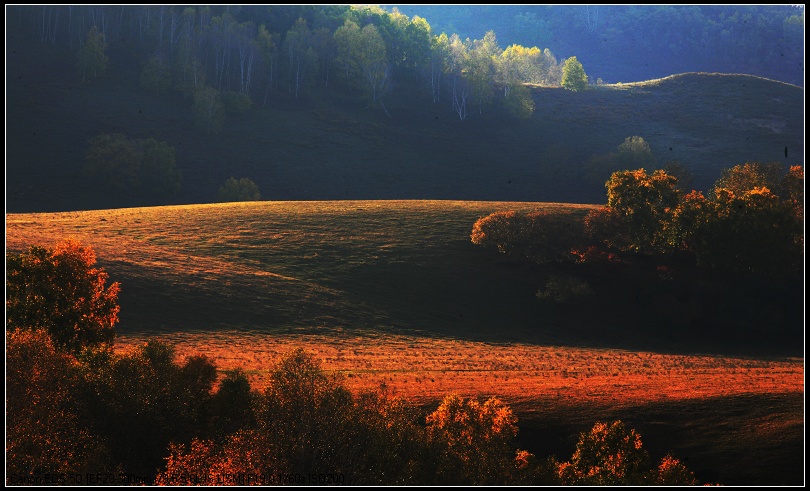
[[554, 420, 698, 485], [472, 162, 804, 282], [217, 177, 262, 202], [595, 162, 804, 280], [84, 133, 182, 198], [471, 210, 586, 264]]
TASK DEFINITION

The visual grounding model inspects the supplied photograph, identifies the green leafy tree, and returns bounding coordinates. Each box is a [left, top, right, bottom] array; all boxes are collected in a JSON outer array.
[[561, 56, 587, 91], [6, 239, 120, 355], [77, 26, 108, 82], [358, 24, 392, 113], [84, 133, 141, 191], [333, 18, 362, 82], [84, 134, 181, 197], [446, 33, 470, 120], [498, 44, 541, 93], [617, 135, 657, 169], [256, 24, 280, 106], [585, 135, 657, 186], [193, 85, 224, 134], [217, 177, 261, 202], [284, 18, 314, 98], [402, 14, 433, 71], [140, 55, 172, 95], [536, 275, 595, 304], [466, 30, 499, 115], [137, 137, 182, 197], [502, 81, 535, 119], [220, 91, 253, 113]]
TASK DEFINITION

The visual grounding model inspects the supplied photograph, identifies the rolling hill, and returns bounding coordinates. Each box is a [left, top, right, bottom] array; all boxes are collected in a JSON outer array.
[[5, 200, 804, 485], [6, 200, 802, 356]]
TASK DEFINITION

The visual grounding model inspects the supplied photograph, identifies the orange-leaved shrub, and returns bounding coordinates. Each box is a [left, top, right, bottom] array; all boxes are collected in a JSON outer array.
[[6, 238, 120, 355], [426, 393, 536, 485], [594, 162, 803, 279], [471, 210, 586, 263], [555, 420, 699, 485]]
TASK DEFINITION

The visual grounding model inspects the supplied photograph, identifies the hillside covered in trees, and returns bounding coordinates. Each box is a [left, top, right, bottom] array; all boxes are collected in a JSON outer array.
[[390, 5, 805, 86], [5, 5, 804, 212]]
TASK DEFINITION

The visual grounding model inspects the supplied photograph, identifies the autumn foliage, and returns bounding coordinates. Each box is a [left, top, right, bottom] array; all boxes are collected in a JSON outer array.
[[7, 235, 716, 486], [6, 238, 120, 354], [555, 420, 698, 485], [426, 393, 522, 484], [6, 329, 110, 478], [7, 323, 704, 485], [471, 210, 586, 263], [574, 163, 803, 280]]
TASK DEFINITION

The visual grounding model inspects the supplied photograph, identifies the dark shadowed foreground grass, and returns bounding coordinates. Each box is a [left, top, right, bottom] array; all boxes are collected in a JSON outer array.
[[6, 200, 804, 485]]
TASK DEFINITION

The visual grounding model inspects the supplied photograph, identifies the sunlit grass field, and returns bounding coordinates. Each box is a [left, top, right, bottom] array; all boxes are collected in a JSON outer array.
[[5, 200, 804, 484]]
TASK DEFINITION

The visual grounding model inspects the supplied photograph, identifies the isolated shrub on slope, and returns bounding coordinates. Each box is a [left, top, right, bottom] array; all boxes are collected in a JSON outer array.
[[561, 56, 587, 91], [217, 177, 261, 202]]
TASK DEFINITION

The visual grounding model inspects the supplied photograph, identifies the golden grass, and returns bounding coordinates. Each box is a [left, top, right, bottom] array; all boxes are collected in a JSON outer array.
[[113, 330, 803, 419], [7, 200, 803, 417], [5, 200, 592, 274], [6, 200, 596, 333], [6, 201, 804, 484]]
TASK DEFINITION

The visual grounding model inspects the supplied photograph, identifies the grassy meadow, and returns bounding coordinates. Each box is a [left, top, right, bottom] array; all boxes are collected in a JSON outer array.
[[5, 200, 804, 485]]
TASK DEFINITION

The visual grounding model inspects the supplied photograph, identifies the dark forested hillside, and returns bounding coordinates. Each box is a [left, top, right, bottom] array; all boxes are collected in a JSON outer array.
[[390, 5, 805, 87], [5, 5, 804, 212]]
